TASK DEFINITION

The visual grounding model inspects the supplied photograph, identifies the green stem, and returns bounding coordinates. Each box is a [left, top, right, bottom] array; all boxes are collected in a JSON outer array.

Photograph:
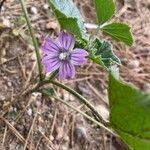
[[30, 79, 107, 125], [25, 79, 108, 126], [25, 78, 107, 125], [89, 26, 101, 43], [20, 0, 43, 81], [53, 96, 116, 136], [48, 70, 59, 80]]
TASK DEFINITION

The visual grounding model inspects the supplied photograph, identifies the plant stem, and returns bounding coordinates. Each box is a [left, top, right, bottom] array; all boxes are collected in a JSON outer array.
[[29, 79, 107, 125], [25, 79, 108, 126], [20, 0, 43, 81], [25, 78, 107, 126], [89, 26, 101, 42], [51, 80, 105, 123], [53, 96, 116, 136], [48, 70, 59, 80]]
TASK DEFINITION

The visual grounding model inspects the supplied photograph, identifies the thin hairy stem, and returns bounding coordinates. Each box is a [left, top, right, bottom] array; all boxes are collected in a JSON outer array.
[[27, 79, 107, 125], [53, 96, 116, 136], [48, 70, 59, 80], [20, 0, 43, 81], [51, 80, 105, 123]]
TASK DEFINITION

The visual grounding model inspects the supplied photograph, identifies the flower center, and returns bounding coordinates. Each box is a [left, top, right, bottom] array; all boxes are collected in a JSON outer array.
[[59, 52, 69, 61]]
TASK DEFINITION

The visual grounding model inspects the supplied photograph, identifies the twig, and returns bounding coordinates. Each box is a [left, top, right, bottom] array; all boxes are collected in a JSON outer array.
[[69, 115, 75, 148], [1, 126, 7, 149], [0, 56, 18, 66], [19, 0, 43, 81], [87, 81, 107, 104], [50, 108, 57, 136], [0, 116, 35, 149], [23, 108, 38, 150], [39, 131, 58, 150], [23, 62, 36, 89], [35, 136, 42, 150]]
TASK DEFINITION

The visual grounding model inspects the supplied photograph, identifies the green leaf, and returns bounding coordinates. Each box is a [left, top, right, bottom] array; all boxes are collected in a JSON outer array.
[[90, 38, 121, 69], [94, 0, 116, 25], [42, 88, 54, 96], [109, 74, 150, 150], [101, 23, 134, 46], [48, 0, 87, 39]]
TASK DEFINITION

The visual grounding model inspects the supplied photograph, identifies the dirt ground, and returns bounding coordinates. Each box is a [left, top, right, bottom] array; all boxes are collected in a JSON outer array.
[[0, 0, 150, 150]]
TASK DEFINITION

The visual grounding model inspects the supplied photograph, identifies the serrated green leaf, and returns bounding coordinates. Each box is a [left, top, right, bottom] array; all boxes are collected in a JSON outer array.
[[101, 23, 134, 46], [90, 38, 121, 69], [109, 74, 150, 150], [48, 0, 87, 39], [75, 37, 88, 49], [94, 0, 116, 25]]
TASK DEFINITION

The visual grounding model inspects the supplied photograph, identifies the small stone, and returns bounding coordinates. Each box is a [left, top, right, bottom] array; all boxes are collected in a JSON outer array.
[[38, 116, 44, 123], [61, 144, 69, 150], [43, 4, 49, 10], [50, 135, 54, 141], [13, 107, 17, 112], [2, 48, 6, 56], [48, 113, 53, 119], [1, 58, 7, 63], [1, 6, 5, 11], [30, 7, 38, 14], [75, 126, 87, 139], [9, 107, 13, 112], [64, 136, 69, 142], [31, 92, 42, 100], [38, 126, 45, 134], [128, 60, 140, 69], [35, 100, 41, 107], [27, 108, 32, 116], [63, 92, 70, 100], [0, 95, 5, 101], [7, 81, 12, 87], [2, 18, 11, 27], [46, 22, 58, 30], [143, 83, 150, 92], [56, 127, 64, 140], [96, 105, 109, 121]]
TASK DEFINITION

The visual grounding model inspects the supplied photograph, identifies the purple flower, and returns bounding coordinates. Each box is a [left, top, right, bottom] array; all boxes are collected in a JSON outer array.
[[41, 32, 89, 80]]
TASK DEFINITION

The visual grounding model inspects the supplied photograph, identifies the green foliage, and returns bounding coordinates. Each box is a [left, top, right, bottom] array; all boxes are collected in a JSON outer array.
[[109, 74, 150, 150], [42, 88, 54, 96], [90, 38, 121, 69], [94, 0, 116, 25], [7, 111, 18, 118], [101, 23, 134, 46], [75, 37, 88, 49], [48, 0, 87, 39]]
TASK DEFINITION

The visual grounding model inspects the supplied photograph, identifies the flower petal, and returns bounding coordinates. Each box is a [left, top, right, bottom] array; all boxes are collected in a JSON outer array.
[[41, 36, 60, 54], [58, 32, 75, 51], [42, 54, 59, 63], [59, 62, 75, 80], [70, 48, 89, 65], [42, 56, 61, 73]]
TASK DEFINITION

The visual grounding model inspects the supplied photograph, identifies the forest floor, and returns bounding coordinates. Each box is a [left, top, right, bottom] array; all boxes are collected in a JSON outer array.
[[0, 0, 150, 149]]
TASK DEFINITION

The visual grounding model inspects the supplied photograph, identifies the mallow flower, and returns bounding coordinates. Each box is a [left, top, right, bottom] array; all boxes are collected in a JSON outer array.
[[41, 32, 89, 80]]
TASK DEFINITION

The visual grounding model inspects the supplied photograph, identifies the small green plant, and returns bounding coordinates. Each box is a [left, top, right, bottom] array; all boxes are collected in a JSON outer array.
[[19, 0, 150, 149]]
